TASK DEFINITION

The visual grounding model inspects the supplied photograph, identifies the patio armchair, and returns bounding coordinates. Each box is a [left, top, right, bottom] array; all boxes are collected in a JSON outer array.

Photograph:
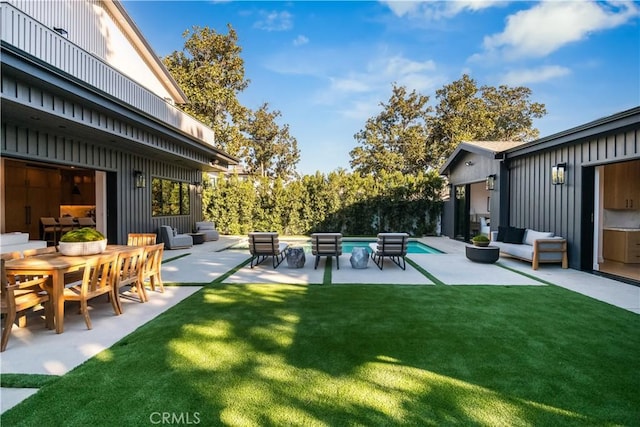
[[158, 226, 192, 250], [310, 232, 343, 270], [1, 259, 54, 351], [369, 232, 409, 270], [248, 232, 288, 269]]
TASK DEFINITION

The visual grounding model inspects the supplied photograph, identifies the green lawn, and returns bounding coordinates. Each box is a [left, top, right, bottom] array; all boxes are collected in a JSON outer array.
[[2, 283, 639, 426]]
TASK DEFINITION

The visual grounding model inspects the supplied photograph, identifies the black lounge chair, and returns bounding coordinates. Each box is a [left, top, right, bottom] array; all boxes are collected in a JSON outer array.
[[248, 232, 288, 268], [369, 233, 409, 270], [311, 233, 342, 270]]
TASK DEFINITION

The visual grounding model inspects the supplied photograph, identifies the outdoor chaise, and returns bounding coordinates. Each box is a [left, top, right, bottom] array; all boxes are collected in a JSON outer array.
[[248, 232, 288, 269], [310, 232, 343, 270], [369, 232, 409, 270], [159, 225, 193, 250]]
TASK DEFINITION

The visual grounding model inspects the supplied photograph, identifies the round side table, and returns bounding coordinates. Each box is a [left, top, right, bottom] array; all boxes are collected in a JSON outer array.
[[350, 247, 369, 269], [465, 245, 499, 263], [286, 247, 306, 268]]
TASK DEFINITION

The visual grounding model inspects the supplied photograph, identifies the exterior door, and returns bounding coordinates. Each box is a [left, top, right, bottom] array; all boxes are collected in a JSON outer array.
[[454, 184, 470, 241], [4, 161, 61, 239]]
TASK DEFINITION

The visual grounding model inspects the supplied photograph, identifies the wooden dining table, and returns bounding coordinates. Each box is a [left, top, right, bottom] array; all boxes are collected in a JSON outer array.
[[4, 245, 130, 333]]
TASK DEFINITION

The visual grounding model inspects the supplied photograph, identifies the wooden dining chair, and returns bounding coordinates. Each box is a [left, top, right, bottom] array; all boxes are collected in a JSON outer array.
[[40, 217, 60, 245], [141, 243, 164, 294], [77, 217, 96, 228], [58, 217, 78, 234], [113, 247, 146, 314], [127, 233, 157, 246], [22, 247, 57, 257], [62, 252, 120, 330], [1, 259, 54, 352]]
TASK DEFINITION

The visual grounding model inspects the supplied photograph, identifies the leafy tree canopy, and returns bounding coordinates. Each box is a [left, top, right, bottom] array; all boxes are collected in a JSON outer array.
[[350, 84, 431, 176], [351, 75, 546, 175], [243, 103, 300, 180], [163, 24, 250, 158]]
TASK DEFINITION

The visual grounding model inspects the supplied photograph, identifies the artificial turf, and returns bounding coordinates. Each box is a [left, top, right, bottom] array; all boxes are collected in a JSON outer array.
[[1, 283, 638, 426]]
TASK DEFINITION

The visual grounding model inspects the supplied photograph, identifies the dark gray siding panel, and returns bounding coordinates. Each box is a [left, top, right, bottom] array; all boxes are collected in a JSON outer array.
[[2, 121, 202, 244], [507, 128, 640, 269]]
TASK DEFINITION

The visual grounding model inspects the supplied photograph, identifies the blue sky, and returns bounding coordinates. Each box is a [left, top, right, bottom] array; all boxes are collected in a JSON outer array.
[[123, 1, 640, 175]]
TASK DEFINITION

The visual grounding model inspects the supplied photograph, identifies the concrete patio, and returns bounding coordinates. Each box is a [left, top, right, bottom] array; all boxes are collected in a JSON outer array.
[[1, 235, 638, 413]]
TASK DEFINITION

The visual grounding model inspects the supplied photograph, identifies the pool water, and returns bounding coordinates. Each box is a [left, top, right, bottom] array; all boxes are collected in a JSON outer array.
[[228, 239, 443, 254], [342, 240, 442, 254]]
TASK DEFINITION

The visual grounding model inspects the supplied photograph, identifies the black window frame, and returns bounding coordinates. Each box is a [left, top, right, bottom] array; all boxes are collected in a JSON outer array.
[[151, 177, 190, 217]]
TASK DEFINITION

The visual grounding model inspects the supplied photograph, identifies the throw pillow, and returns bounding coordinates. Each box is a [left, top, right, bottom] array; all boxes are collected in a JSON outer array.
[[504, 227, 526, 244], [524, 230, 555, 246], [496, 226, 509, 242]]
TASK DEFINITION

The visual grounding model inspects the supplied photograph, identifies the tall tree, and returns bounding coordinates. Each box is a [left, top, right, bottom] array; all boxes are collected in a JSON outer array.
[[163, 25, 250, 156], [244, 103, 300, 180], [428, 74, 546, 166], [350, 84, 432, 176]]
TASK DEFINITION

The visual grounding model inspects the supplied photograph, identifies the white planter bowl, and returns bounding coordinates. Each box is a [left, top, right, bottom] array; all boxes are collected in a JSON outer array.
[[58, 239, 107, 256]]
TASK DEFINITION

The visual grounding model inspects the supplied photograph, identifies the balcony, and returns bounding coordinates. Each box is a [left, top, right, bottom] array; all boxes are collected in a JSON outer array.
[[0, 2, 215, 147]]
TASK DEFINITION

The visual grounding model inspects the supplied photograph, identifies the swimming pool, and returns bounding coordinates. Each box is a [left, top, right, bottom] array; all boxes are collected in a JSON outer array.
[[227, 239, 443, 254], [341, 240, 442, 254]]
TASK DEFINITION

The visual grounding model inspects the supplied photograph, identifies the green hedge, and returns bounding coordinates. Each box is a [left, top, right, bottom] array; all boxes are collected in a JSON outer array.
[[205, 170, 444, 236]]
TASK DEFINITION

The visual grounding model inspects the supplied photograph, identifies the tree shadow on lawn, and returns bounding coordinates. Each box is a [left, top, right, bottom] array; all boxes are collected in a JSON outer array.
[[3, 283, 638, 426]]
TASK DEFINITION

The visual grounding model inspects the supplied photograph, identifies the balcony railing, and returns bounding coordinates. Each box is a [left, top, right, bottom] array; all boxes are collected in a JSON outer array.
[[0, 2, 215, 146]]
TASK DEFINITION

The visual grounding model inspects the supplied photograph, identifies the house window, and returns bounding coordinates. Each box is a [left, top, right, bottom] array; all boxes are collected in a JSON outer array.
[[151, 178, 190, 216]]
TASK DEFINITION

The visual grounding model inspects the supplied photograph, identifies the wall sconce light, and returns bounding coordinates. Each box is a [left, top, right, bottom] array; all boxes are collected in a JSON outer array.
[[552, 163, 567, 185], [194, 181, 203, 195], [134, 171, 146, 188], [465, 161, 474, 166], [485, 174, 496, 191]]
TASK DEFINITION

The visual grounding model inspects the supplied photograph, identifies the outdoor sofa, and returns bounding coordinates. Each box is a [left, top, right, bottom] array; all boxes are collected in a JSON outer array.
[[490, 227, 568, 270]]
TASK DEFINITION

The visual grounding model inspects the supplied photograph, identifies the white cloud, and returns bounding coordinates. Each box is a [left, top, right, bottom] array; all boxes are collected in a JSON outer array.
[[500, 65, 571, 85], [482, 1, 640, 60], [293, 35, 309, 46], [330, 77, 371, 93], [253, 10, 293, 32], [380, 1, 422, 18], [380, 0, 506, 19]]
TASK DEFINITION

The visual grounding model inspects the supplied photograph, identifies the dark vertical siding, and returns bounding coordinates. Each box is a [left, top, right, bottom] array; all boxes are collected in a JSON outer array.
[[507, 128, 640, 269], [2, 121, 205, 244]]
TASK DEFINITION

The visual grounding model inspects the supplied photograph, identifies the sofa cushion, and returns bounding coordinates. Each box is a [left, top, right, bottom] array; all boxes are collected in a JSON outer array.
[[504, 227, 526, 244], [523, 229, 554, 246], [496, 226, 509, 242]]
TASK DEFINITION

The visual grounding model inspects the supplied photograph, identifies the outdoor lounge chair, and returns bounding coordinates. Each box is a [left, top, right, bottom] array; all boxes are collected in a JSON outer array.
[[248, 232, 288, 269], [310, 232, 342, 270], [369, 232, 409, 270], [158, 226, 192, 250]]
